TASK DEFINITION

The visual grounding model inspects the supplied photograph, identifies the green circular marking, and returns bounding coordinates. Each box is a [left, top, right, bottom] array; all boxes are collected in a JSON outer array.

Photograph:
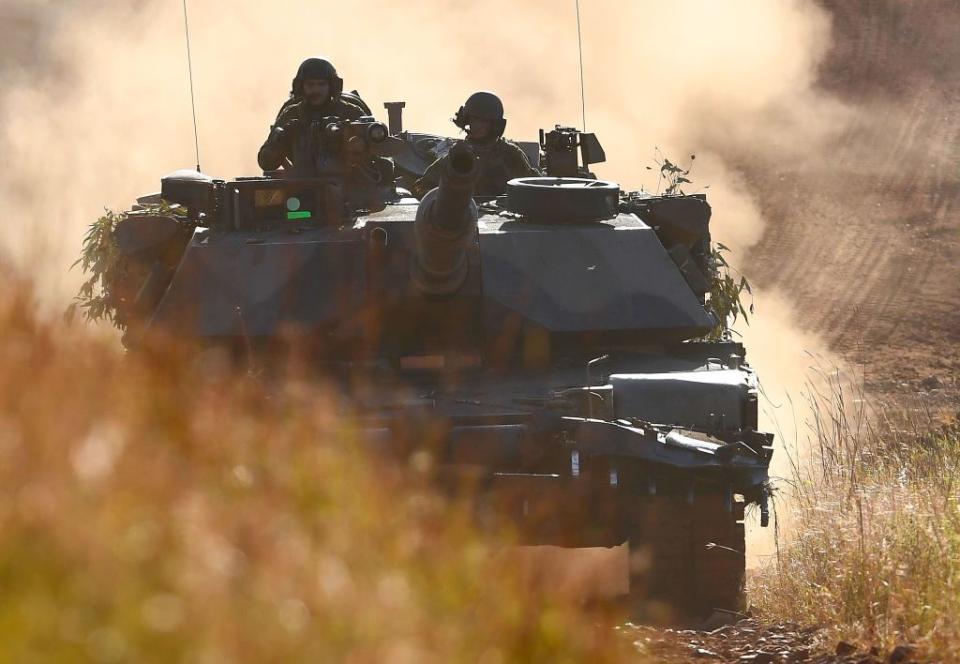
[[286, 196, 301, 211]]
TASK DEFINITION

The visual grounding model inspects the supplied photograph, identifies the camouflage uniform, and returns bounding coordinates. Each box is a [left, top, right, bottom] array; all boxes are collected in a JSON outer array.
[[414, 90, 537, 197], [257, 57, 367, 177], [257, 96, 365, 177], [414, 138, 537, 197]]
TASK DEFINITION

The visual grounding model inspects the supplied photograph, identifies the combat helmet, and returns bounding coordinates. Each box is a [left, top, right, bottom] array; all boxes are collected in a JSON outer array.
[[454, 91, 507, 138], [290, 57, 344, 97]]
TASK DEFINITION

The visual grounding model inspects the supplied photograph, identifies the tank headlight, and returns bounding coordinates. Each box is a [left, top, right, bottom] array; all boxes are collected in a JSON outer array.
[[367, 122, 388, 143]]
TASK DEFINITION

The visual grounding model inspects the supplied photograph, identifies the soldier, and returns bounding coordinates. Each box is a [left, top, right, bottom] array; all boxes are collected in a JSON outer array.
[[257, 57, 366, 177], [414, 91, 538, 198]]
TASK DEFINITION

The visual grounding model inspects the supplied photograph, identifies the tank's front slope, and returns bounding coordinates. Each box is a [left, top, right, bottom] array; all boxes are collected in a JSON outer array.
[[478, 213, 714, 337]]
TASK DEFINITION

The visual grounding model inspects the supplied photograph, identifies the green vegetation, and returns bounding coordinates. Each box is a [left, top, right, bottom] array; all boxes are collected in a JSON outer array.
[[705, 242, 753, 342], [70, 208, 126, 327], [651, 148, 694, 197], [69, 203, 186, 330], [752, 376, 960, 656], [645, 150, 753, 341]]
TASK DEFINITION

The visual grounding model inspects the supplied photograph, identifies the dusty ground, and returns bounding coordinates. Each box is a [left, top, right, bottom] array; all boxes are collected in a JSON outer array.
[[622, 2, 959, 661], [625, 620, 920, 664], [745, 0, 960, 412], [744, 138, 960, 412]]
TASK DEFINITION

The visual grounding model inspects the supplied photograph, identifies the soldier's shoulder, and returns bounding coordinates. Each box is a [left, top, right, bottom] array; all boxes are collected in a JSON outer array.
[[275, 100, 304, 124], [498, 138, 535, 165], [335, 97, 365, 118], [498, 138, 528, 154]]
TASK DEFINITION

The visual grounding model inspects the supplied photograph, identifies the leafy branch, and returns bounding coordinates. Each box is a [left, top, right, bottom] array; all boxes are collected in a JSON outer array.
[[705, 242, 754, 341], [68, 202, 185, 330], [641, 149, 751, 339], [68, 209, 127, 328], [647, 148, 696, 196]]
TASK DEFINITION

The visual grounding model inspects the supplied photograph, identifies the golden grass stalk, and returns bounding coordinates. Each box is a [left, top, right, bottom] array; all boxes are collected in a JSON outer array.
[[0, 272, 634, 663], [752, 370, 960, 656]]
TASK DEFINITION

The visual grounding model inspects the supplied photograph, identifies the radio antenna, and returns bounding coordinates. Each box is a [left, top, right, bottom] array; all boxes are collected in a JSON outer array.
[[575, 0, 587, 131], [182, 0, 201, 172]]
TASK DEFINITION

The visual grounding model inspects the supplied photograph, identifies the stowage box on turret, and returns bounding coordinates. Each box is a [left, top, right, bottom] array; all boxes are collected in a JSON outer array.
[[107, 100, 773, 623]]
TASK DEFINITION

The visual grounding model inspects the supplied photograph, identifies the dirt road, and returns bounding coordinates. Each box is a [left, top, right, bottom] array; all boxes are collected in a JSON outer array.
[[625, 619, 919, 663], [743, 0, 960, 409], [622, 3, 958, 660], [744, 132, 959, 409]]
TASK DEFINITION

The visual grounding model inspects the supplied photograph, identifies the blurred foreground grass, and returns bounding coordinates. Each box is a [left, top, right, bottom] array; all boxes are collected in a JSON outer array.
[[752, 374, 960, 656], [11, 255, 960, 661], [0, 274, 632, 663]]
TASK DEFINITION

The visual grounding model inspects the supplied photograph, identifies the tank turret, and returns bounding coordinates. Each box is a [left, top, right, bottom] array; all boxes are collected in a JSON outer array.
[[410, 143, 479, 295]]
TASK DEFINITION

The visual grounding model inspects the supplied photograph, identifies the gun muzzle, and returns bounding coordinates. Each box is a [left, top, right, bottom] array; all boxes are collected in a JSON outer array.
[[411, 143, 479, 295]]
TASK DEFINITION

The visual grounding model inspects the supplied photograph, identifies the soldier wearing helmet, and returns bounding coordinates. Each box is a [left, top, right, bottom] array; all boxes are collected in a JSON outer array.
[[257, 57, 366, 176], [414, 91, 538, 198]]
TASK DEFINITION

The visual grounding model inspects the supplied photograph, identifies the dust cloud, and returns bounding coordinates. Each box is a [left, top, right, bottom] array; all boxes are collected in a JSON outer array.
[[3, 0, 845, 292], [0, 0, 850, 576]]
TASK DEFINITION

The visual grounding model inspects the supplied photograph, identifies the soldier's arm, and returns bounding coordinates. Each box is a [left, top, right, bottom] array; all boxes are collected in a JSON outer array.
[[413, 155, 446, 199], [258, 106, 296, 171], [258, 130, 288, 171]]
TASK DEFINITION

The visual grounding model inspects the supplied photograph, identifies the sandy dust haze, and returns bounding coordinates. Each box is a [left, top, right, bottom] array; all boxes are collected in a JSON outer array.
[[0, 0, 843, 293]]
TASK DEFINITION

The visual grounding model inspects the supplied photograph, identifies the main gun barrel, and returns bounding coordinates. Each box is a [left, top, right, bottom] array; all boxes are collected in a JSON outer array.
[[411, 143, 479, 295]]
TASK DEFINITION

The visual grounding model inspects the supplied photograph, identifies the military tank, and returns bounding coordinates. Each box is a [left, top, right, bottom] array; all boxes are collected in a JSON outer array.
[[108, 101, 773, 623]]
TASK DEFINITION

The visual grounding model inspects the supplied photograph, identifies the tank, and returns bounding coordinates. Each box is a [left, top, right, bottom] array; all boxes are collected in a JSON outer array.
[[107, 101, 773, 624]]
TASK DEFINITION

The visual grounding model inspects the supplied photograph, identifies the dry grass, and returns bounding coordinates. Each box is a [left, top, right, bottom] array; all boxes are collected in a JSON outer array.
[[0, 274, 634, 663], [752, 371, 960, 657]]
